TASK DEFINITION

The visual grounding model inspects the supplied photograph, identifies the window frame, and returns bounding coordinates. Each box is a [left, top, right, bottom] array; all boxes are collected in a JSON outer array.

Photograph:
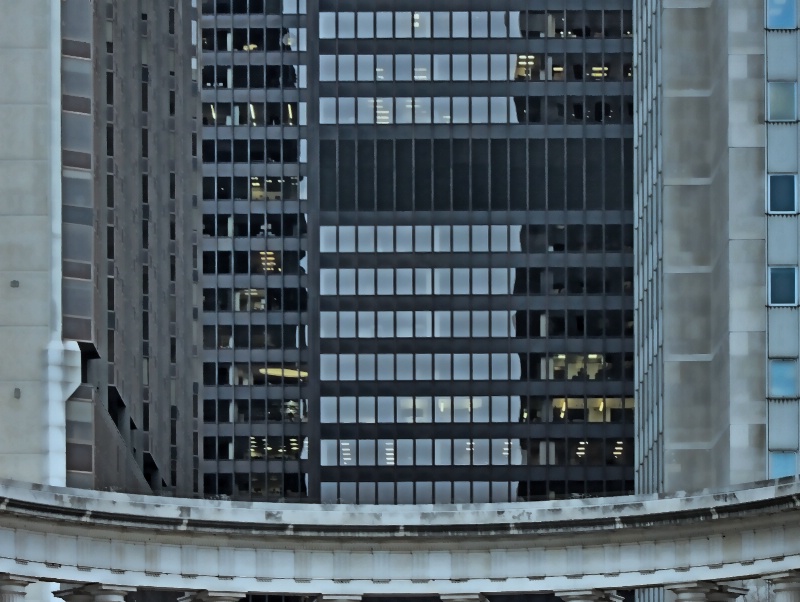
[[768, 173, 798, 213], [769, 265, 800, 306]]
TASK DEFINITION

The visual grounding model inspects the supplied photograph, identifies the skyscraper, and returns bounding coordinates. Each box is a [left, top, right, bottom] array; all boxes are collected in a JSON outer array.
[[200, 0, 635, 504], [0, 0, 202, 497]]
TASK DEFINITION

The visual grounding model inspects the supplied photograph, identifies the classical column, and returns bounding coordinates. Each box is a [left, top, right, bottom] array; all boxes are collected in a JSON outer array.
[[55, 585, 136, 602], [767, 572, 800, 602], [0, 575, 34, 602], [556, 591, 623, 602]]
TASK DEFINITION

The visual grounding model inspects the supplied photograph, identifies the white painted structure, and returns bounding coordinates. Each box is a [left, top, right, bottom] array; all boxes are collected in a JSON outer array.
[[2, 479, 800, 602]]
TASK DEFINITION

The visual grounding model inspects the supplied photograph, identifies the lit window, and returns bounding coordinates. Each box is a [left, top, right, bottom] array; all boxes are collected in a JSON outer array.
[[769, 266, 798, 305], [768, 82, 797, 121], [770, 451, 797, 478], [769, 174, 797, 213], [769, 359, 798, 397], [767, 0, 797, 29]]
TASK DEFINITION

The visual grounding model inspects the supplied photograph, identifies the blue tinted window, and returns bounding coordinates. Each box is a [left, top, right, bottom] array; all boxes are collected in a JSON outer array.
[[770, 451, 797, 478], [770, 267, 798, 305], [770, 359, 798, 397], [770, 174, 797, 212], [767, 0, 797, 28]]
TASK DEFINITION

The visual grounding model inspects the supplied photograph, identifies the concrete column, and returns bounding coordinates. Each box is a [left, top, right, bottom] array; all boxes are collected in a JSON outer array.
[[767, 572, 800, 602], [0, 575, 34, 602], [556, 591, 623, 602]]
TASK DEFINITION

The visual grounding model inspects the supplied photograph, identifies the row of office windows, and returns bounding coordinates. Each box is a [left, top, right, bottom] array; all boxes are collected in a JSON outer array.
[[201, 0, 307, 15], [203, 398, 307, 423], [320, 395, 634, 424], [202, 176, 305, 200], [318, 479, 634, 504], [202, 102, 305, 126], [320, 438, 632, 467], [319, 225, 634, 253], [202, 64, 305, 89], [202, 139, 306, 164], [319, 353, 633, 382], [319, 54, 633, 82], [320, 311, 632, 339], [319, 268, 632, 297], [319, 96, 633, 125], [201, 27, 303, 52], [319, 11, 633, 40]]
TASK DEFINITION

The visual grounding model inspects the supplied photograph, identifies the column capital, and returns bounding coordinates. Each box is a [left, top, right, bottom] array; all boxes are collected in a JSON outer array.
[[55, 584, 136, 602], [709, 585, 749, 602], [178, 591, 246, 602], [556, 591, 623, 602], [0, 575, 34, 588], [666, 583, 719, 602], [767, 572, 800, 593], [0, 575, 34, 598]]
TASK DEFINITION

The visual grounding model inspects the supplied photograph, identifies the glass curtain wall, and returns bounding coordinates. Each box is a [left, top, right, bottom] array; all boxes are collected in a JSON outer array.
[[316, 1, 635, 504], [200, 0, 310, 501]]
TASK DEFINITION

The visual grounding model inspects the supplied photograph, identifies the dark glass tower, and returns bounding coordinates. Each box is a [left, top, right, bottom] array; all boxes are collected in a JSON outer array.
[[200, 0, 634, 504], [200, 0, 310, 501]]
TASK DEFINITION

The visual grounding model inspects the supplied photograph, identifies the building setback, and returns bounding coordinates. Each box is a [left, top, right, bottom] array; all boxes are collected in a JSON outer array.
[[0, 0, 202, 497], [200, 0, 634, 503]]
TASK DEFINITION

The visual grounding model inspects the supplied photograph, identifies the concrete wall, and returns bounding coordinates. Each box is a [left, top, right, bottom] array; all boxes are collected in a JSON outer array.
[[0, 0, 80, 484], [635, 0, 767, 493]]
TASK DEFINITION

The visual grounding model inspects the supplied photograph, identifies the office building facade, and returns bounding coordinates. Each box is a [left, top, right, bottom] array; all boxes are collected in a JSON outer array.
[[200, 0, 635, 504], [0, 0, 202, 497]]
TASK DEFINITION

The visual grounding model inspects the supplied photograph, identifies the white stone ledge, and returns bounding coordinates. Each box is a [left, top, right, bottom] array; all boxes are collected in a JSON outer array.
[[0, 479, 799, 594]]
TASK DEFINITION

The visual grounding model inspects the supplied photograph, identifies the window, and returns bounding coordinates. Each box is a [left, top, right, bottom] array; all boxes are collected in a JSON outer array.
[[770, 359, 798, 397], [768, 82, 797, 121], [770, 451, 797, 478], [769, 174, 797, 212], [769, 266, 798, 305], [767, 0, 797, 29]]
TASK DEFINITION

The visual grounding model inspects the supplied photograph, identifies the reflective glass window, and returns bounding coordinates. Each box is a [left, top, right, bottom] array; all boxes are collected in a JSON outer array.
[[770, 359, 799, 397], [767, 0, 797, 28], [768, 82, 797, 121]]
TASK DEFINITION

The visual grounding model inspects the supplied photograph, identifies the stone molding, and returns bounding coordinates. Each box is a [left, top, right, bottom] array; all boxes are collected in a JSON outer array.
[[0, 479, 800, 594]]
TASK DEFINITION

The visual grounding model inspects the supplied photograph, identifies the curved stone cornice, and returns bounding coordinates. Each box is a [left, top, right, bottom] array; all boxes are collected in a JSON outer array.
[[1, 478, 800, 594]]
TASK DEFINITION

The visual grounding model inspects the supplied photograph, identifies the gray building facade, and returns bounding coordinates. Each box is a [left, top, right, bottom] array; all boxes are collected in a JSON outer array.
[[633, 0, 772, 495], [0, 0, 202, 497]]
